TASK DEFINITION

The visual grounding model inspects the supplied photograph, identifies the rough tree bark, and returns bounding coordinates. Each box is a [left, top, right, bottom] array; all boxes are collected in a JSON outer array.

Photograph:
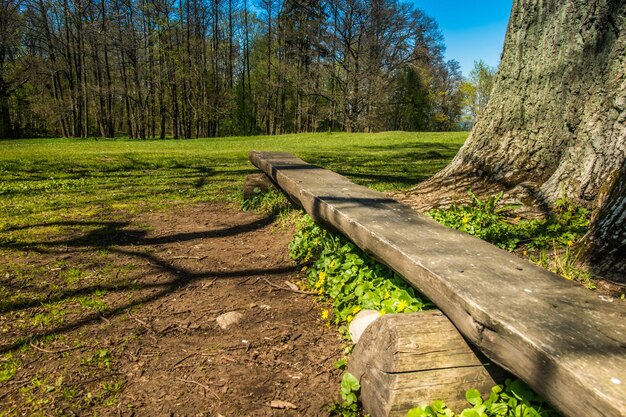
[[401, 0, 626, 282]]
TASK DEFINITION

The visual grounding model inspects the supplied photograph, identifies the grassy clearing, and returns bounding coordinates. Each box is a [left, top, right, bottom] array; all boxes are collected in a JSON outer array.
[[0, 132, 465, 415], [1, 132, 465, 249], [1, 131, 464, 248], [0, 131, 464, 220]]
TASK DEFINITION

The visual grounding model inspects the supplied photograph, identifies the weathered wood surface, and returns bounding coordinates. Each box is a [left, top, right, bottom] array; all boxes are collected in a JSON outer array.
[[249, 151, 626, 417], [348, 311, 506, 416]]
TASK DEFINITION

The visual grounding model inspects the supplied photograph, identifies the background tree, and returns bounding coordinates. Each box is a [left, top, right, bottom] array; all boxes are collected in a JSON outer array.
[[402, 0, 626, 282], [1, 0, 468, 138], [461, 59, 497, 128], [0, 0, 25, 138]]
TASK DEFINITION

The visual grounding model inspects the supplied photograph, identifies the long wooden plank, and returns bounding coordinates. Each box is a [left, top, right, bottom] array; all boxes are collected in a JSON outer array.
[[249, 151, 626, 417]]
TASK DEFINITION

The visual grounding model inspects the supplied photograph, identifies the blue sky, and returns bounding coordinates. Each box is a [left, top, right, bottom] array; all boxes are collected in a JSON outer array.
[[415, 1, 514, 76]]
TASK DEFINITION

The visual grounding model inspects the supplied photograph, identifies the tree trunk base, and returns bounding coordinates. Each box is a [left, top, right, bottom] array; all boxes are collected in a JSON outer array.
[[393, 170, 548, 220], [394, 170, 626, 288]]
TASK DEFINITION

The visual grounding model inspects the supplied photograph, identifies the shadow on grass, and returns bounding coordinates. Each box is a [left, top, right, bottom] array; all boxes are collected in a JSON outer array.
[[0, 213, 289, 354], [354, 141, 461, 153]]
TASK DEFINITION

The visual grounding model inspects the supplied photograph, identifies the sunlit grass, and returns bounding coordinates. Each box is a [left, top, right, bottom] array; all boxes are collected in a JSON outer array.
[[0, 132, 467, 230]]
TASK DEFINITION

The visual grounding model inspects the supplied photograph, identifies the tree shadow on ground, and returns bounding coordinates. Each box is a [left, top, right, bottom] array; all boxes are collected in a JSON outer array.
[[0, 213, 292, 354]]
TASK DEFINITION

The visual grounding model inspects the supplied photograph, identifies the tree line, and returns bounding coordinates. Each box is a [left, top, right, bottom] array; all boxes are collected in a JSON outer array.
[[1, 0, 478, 139]]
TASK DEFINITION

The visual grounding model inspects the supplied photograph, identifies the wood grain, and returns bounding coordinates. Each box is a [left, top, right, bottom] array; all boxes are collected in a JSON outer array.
[[349, 311, 505, 417]]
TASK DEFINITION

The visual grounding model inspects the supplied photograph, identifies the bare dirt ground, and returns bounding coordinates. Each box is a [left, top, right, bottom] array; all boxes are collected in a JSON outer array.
[[0, 203, 343, 416]]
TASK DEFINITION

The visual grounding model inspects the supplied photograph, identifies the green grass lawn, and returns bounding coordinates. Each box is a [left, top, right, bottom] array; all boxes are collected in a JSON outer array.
[[0, 132, 467, 231]]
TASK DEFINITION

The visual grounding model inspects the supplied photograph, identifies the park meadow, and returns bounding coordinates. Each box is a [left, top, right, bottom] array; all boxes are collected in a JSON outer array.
[[0, 132, 466, 416]]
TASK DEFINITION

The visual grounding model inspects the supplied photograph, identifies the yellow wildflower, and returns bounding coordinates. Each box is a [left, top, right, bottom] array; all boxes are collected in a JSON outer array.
[[567, 240, 574, 247], [384, 291, 391, 300], [321, 310, 329, 320], [352, 306, 361, 315], [378, 310, 386, 316], [346, 315, 354, 323], [315, 271, 326, 289], [397, 300, 408, 312]]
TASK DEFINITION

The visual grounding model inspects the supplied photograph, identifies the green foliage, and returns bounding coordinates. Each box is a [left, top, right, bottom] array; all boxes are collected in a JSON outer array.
[[329, 372, 362, 417], [522, 195, 590, 250], [240, 187, 293, 216], [61, 268, 84, 286], [428, 190, 591, 282], [406, 379, 557, 417], [0, 353, 20, 382], [77, 293, 108, 313], [463, 60, 498, 127], [341, 372, 361, 405], [30, 305, 66, 328], [428, 191, 521, 251], [334, 358, 348, 370], [82, 349, 113, 369], [289, 215, 432, 332]]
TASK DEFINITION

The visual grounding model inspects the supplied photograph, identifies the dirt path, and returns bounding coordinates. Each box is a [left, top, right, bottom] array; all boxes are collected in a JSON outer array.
[[0, 204, 343, 416]]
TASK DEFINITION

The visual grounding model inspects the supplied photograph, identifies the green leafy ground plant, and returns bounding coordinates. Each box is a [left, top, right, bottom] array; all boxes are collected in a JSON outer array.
[[407, 379, 557, 417], [289, 215, 432, 333], [428, 191, 589, 252], [428, 191, 592, 286], [240, 187, 299, 227], [329, 372, 362, 417], [0, 353, 20, 382], [428, 191, 522, 251]]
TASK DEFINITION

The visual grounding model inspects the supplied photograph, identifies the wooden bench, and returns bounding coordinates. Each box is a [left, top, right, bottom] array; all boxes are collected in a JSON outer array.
[[250, 151, 626, 417]]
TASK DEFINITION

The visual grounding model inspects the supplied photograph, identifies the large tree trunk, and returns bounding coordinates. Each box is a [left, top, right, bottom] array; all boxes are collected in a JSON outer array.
[[0, 87, 11, 138], [402, 0, 626, 282], [582, 158, 626, 283]]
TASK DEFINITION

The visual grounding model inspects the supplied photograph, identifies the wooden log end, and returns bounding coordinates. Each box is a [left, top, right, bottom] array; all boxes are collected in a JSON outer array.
[[348, 311, 507, 417], [243, 173, 275, 200]]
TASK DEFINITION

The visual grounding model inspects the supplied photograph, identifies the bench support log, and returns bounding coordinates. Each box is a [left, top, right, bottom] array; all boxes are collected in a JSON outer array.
[[243, 173, 275, 200], [349, 311, 507, 417]]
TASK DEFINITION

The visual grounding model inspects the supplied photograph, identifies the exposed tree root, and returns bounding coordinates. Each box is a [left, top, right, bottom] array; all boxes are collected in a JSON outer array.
[[393, 170, 549, 220]]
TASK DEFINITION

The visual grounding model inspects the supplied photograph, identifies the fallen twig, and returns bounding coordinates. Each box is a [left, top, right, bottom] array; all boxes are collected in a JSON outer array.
[[29, 342, 82, 354], [172, 353, 196, 369], [262, 279, 318, 295], [127, 311, 151, 330], [237, 276, 253, 286], [171, 255, 208, 260], [175, 377, 219, 400], [201, 278, 218, 289]]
